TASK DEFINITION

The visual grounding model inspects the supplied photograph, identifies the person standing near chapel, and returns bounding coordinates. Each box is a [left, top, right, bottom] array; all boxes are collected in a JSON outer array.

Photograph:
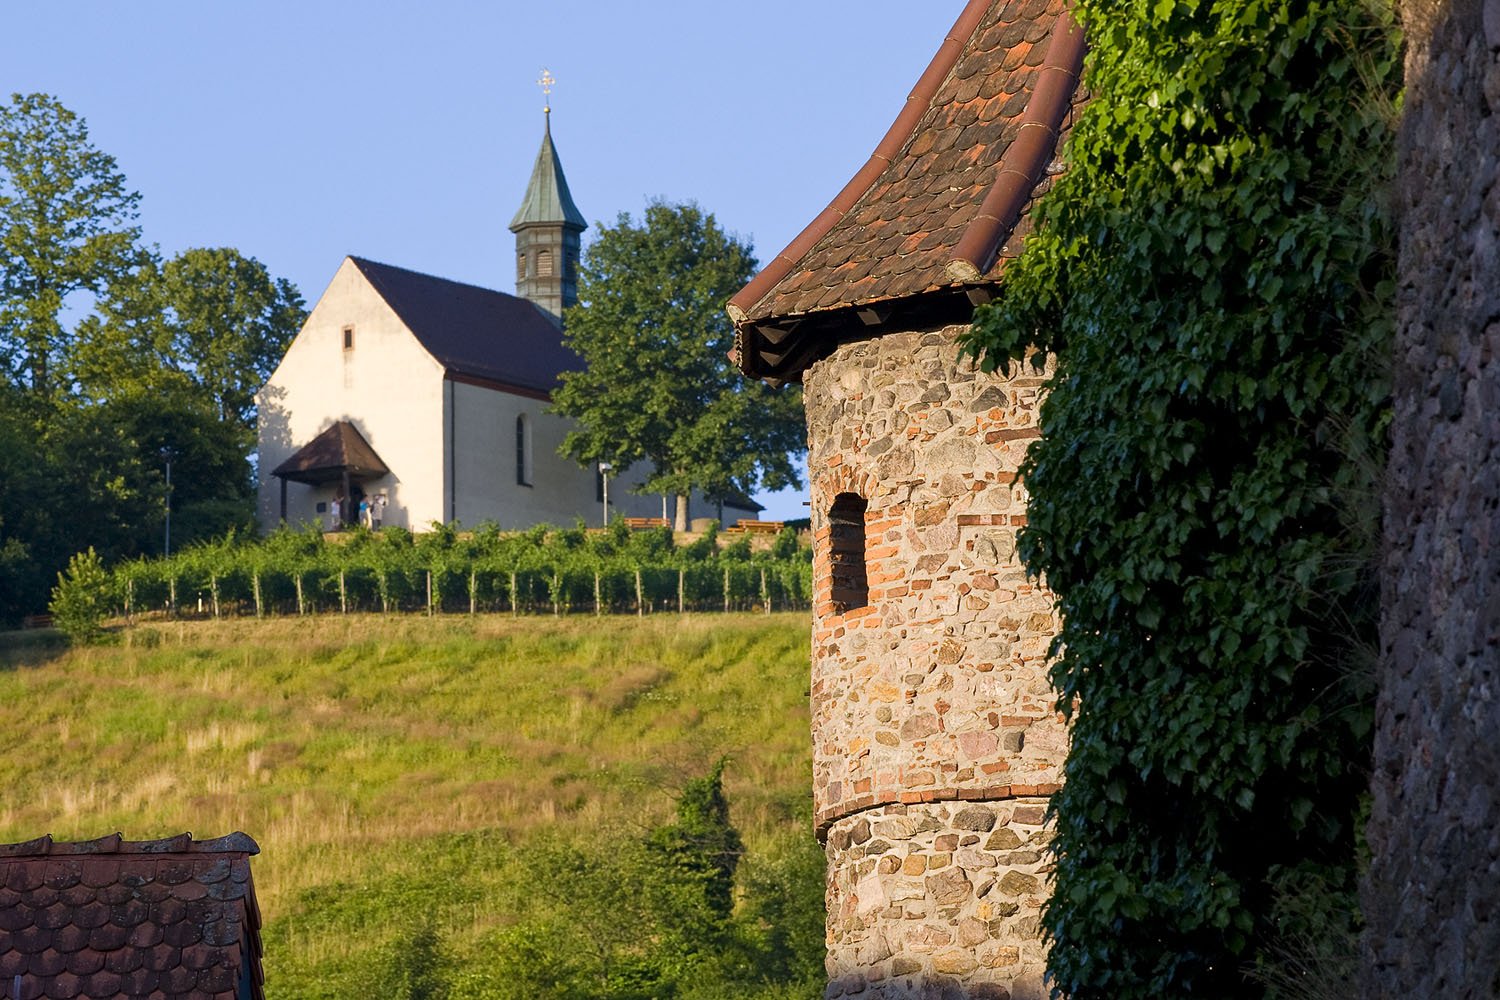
[[329, 496, 342, 532]]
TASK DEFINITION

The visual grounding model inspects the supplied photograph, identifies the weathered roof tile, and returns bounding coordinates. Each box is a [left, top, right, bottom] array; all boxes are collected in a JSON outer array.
[[0, 834, 263, 1000], [730, 0, 1085, 384]]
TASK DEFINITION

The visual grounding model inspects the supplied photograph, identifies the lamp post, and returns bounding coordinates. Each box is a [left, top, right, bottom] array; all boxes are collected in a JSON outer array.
[[599, 462, 612, 528], [160, 447, 174, 557]]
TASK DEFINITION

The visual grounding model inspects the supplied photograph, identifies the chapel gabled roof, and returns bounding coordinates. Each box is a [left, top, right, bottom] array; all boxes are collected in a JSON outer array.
[[271, 420, 390, 484], [729, 0, 1085, 383], [349, 256, 581, 398], [508, 114, 587, 233], [0, 832, 264, 1000]]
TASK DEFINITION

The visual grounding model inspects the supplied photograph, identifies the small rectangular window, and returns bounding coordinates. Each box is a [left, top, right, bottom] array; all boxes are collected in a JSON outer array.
[[828, 492, 869, 614], [342, 326, 354, 351], [516, 414, 533, 486]]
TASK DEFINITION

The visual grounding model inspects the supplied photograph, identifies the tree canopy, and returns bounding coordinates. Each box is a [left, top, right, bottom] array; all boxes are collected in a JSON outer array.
[[71, 246, 305, 434], [0, 93, 304, 623], [552, 201, 804, 529], [0, 92, 143, 399]]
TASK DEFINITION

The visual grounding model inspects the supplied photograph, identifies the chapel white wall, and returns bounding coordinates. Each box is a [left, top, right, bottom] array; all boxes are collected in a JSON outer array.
[[451, 381, 673, 528], [256, 258, 446, 531]]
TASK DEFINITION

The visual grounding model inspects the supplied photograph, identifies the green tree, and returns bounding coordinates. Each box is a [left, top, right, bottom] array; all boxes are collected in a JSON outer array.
[[71, 246, 305, 434], [48, 547, 113, 642], [648, 758, 744, 923], [0, 92, 144, 399], [553, 201, 804, 530], [0, 96, 300, 617]]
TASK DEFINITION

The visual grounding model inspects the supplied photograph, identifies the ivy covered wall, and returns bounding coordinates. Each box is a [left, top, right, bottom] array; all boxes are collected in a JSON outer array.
[[962, 1, 1400, 996]]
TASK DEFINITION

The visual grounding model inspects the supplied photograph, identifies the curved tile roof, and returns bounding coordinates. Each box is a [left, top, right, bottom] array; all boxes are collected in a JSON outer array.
[[729, 0, 1085, 383]]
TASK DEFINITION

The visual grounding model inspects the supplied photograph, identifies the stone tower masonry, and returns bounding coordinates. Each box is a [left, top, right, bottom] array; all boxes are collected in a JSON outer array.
[[730, 3, 1084, 996], [1362, 0, 1500, 995]]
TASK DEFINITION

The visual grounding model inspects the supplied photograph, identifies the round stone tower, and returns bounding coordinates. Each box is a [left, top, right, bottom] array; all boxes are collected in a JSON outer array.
[[803, 332, 1064, 997], [729, 3, 1084, 997]]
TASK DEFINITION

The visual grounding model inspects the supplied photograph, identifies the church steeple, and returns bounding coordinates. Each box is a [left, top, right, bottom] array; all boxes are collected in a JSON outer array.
[[510, 75, 586, 325]]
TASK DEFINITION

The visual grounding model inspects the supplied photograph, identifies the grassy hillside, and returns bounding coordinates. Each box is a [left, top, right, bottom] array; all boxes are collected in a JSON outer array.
[[0, 613, 818, 998]]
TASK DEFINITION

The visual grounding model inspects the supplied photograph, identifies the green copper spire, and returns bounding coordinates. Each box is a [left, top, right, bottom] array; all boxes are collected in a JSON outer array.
[[511, 82, 586, 323], [509, 112, 586, 232]]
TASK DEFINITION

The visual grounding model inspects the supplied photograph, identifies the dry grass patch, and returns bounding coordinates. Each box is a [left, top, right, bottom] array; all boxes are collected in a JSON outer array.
[[0, 612, 814, 996]]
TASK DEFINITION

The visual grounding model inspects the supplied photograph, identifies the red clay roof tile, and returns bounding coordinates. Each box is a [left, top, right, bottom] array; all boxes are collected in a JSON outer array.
[[0, 834, 263, 1000], [729, 0, 1085, 384]]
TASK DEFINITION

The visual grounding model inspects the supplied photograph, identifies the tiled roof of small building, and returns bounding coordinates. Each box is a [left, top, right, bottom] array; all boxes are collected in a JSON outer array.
[[0, 833, 263, 1000], [729, 0, 1085, 383], [270, 420, 390, 485]]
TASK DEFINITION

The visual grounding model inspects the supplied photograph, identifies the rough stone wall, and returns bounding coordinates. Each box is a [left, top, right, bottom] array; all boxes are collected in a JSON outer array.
[[803, 328, 1062, 1000], [1363, 1, 1500, 995]]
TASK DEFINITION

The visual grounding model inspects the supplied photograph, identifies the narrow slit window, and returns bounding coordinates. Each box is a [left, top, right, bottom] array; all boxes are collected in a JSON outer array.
[[515, 414, 533, 486], [342, 326, 354, 351], [828, 492, 868, 614]]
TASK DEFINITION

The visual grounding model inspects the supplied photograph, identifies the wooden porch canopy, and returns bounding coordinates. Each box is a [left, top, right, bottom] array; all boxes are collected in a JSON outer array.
[[270, 421, 389, 522], [271, 420, 389, 485]]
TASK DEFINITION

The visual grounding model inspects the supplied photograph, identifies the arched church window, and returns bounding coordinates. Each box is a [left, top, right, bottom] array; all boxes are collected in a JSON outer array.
[[537, 249, 554, 277], [828, 492, 868, 614], [516, 414, 533, 487]]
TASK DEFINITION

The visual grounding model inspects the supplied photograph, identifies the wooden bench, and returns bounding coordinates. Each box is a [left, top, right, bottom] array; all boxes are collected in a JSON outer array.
[[20, 614, 54, 629], [724, 519, 785, 535], [622, 517, 669, 529]]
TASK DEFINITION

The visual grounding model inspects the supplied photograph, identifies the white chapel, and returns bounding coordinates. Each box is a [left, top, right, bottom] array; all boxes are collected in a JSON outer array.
[[255, 113, 759, 533]]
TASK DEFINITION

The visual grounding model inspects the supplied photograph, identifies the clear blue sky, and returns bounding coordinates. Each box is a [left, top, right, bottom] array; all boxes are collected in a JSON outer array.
[[1, 1, 962, 520]]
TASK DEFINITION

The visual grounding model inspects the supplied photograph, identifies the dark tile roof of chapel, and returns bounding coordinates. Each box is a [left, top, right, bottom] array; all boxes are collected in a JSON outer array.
[[271, 419, 390, 484], [350, 256, 581, 398], [728, 0, 1086, 383], [0, 832, 264, 1000]]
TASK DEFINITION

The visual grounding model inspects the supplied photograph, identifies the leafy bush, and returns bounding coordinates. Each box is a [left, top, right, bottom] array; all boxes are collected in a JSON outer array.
[[962, 1, 1399, 996], [49, 547, 114, 642], [469, 764, 819, 1000]]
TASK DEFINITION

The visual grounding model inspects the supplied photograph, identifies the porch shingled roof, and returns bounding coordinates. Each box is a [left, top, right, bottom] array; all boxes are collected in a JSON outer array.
[[270, 420, 390, 485]]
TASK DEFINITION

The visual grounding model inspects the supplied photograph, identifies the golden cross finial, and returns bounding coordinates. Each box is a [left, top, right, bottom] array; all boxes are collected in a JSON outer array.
[[538, 68, 555, 114]]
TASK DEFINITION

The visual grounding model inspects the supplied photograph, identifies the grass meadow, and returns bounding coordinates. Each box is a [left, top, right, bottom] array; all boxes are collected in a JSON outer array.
[[0, 613, 816, 997]]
